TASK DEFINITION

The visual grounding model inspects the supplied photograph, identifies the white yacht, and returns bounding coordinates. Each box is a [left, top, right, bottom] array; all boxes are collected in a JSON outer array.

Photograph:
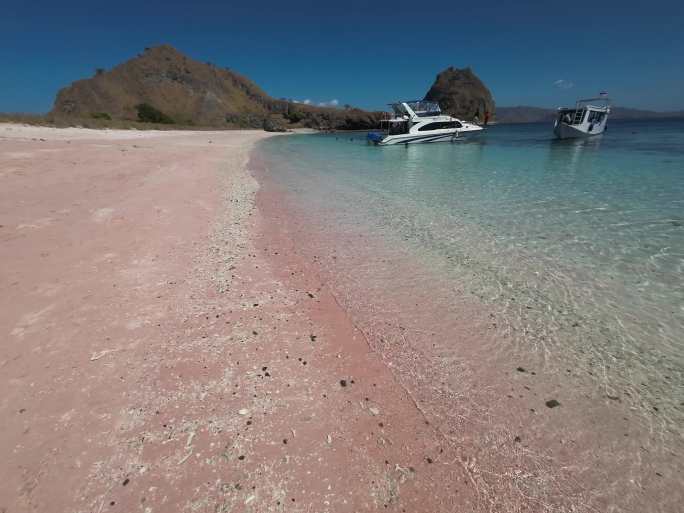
[[554, 95, 611, 139], [367, 100, 483, 145]]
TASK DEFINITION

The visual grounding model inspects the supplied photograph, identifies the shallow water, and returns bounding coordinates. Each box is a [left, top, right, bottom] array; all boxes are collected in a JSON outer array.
[[255, 120, 684, 511]]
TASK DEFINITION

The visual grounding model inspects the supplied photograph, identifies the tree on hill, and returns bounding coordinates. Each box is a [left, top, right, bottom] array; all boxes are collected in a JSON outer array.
[[135, 103, 174, 124]]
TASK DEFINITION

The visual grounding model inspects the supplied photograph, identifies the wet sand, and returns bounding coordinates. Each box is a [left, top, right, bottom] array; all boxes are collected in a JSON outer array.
[[251, 142, 682, 513], [0, 124, 478, 513]]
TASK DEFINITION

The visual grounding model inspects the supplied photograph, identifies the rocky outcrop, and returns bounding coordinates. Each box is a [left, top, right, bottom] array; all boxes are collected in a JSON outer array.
[[51, 45, 384, 130], [424, 67, 495, 121]]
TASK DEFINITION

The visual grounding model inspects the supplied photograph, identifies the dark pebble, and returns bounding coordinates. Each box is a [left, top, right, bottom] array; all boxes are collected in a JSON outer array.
[[238, 455, 245, 460], [340, 379, 347, 387], [514, 436, 521, 443], [122, 478, 129, 486], [426, 457, 433, 464], [545, 399, 561, 408], [516, 367, 526, 373]]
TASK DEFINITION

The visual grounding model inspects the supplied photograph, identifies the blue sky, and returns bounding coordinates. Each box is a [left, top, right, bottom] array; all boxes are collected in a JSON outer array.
[[2, 0, 683, 113]]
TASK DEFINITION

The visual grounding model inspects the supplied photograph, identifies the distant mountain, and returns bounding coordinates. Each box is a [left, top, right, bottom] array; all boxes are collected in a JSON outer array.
[[496, 105, 684, 124], [424, 67, 495, 121], [610, 107, 684, 119], [51, 45, 383, 130]]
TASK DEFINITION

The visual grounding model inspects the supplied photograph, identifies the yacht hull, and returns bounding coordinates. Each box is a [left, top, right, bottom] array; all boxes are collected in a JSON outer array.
[[374, 126, 483, 146]]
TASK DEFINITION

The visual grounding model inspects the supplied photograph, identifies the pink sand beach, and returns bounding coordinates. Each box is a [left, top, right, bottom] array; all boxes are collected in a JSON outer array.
[[1, 124, 480, 512]]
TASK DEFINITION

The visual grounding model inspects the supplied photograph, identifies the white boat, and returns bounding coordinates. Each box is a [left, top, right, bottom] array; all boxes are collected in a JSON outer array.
[[553, 95, 611, 139], [367, 100, 483, 145]]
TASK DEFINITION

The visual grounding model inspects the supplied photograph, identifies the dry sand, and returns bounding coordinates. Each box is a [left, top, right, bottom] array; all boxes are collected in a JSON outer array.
[[0, 124, 477, 513]]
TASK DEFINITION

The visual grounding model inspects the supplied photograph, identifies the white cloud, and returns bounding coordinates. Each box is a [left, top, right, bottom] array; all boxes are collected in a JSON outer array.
[[317, 99, 340, 107], [554, 79, 574, 89], [292, 98, 340, 107]]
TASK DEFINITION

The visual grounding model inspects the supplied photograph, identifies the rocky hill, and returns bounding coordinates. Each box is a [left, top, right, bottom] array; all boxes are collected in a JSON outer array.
[[51, 45, 383, 130], [424, 67, 495, 121]]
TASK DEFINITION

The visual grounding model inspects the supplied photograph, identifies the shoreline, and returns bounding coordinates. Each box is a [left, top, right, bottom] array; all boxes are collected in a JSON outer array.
[[2, 123, 680, 512]]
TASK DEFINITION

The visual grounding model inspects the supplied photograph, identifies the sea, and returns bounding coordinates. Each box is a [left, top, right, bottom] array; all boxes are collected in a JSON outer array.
[[253, 119, 684, 512]]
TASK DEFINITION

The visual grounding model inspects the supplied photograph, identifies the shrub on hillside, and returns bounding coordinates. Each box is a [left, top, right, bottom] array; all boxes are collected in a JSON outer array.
[[225, 113, 265, 128], [91, 112, 112, 120], [263, 116, 287, 132], [136, 103, 174, 124], [284, 108, 304, 123]]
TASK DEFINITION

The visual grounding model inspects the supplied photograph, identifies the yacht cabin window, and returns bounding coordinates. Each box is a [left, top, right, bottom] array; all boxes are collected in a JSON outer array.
[[418, 121, 462, 131]]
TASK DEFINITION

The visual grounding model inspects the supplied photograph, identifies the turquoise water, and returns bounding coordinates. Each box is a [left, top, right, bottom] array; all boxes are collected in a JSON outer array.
[[256, 120, 684, 510]]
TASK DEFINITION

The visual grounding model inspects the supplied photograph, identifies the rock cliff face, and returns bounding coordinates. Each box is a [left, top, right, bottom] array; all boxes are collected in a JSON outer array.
[[51, 45, 382, 130], [424, 67, 495, 121]]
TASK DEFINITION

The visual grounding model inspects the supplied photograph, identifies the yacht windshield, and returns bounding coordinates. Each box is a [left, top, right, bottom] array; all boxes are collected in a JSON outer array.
[[391, 103, 409, 117]]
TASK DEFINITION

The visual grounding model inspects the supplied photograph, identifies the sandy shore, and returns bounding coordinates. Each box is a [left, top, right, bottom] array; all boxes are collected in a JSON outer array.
[[0, 124, 477, 512]]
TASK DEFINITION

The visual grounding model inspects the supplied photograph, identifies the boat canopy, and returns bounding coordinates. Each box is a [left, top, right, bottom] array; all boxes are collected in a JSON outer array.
[[575, 97, 611, 111], [405, 100, 441, 115], [390, 100, 441, 117]]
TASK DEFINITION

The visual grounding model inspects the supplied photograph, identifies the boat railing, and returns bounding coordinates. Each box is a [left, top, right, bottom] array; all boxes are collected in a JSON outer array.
[[572, 109, 586, 124]]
